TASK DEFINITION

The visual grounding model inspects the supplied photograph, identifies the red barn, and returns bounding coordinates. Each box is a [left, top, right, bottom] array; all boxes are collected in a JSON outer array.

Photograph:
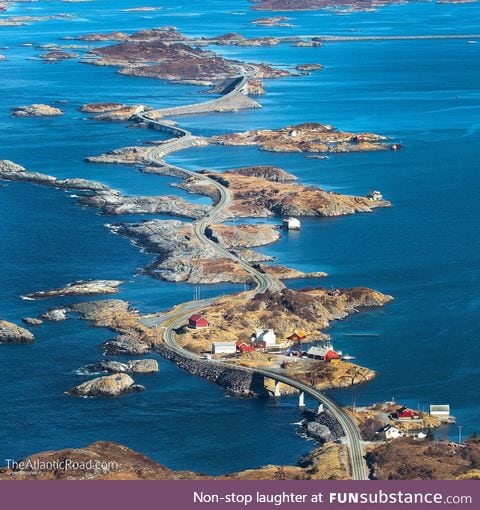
[[188, 314, 209, 329]]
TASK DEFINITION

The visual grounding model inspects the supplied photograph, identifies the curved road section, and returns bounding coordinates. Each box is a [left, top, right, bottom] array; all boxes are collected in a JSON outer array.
[[137, 77, 369, 480]]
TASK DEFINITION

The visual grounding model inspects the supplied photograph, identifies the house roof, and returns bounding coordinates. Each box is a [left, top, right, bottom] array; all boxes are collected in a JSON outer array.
[[189, 314, 208, 323]]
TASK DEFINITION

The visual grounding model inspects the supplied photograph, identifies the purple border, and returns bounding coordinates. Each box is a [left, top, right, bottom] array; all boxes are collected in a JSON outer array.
[[1, 480, 477, 509]]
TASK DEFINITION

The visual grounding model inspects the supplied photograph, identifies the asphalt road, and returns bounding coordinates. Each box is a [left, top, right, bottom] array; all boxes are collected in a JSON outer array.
[[136, 77, 369, 480]]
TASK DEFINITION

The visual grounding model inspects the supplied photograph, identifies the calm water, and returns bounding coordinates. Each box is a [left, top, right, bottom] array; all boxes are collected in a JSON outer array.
[[0, 0, 479, 473]]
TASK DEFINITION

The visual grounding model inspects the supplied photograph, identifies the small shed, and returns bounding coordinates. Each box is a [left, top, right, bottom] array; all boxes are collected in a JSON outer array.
[[189, 314, 209, 329], [255, 329, 276, 346], [282, 217, 301, 230], [288, 330, 307, 342], [211, 342, 236, 355], [429, 404, 450, 418], [324, 350, 341, 363]]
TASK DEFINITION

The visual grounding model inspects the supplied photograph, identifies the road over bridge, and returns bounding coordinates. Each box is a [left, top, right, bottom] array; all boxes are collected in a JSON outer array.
[[136, 74, 369, 480]]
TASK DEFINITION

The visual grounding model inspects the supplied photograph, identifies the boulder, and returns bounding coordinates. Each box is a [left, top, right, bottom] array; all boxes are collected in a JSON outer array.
[[22, 317, 43, 326], [80, 361, 130, 374], [127, 359, 159, 374], [41, 308, 68, 321], [306, 422, 333, 443], [0, 320, 35, 344], [80, 359, 159, 375], [101, 335, 150, 356], [69, 373, 144, 397]]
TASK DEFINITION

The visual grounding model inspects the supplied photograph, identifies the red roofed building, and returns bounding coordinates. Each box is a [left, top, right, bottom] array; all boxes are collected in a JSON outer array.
[[188, 314, 209, 329], [236, 341, 255, 354], [324, 350, 341, 363]]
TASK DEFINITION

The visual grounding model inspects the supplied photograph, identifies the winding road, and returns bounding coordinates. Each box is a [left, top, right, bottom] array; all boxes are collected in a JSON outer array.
[[136, 77, 369, 480]]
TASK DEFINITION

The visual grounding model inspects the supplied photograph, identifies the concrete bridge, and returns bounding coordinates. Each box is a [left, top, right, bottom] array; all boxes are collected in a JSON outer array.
[[141, 74, 259, 120]]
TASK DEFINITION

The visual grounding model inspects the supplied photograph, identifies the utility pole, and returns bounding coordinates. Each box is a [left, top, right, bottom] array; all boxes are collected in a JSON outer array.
[[458, 425, 463, 445]]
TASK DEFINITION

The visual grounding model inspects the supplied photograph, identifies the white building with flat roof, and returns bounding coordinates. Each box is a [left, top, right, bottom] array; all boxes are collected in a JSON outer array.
[[282, 217, 301, 230], [211, 342, 237, 354]]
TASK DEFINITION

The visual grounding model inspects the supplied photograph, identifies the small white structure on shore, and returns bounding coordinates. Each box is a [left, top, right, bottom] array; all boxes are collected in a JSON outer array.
[[367, 190, 383, 201], [282, 217, 301, 230], [429, 404, 455, 423], [255, 329, 276, 346], [211, 342, 237, 355], [376, 424, 404, 440]]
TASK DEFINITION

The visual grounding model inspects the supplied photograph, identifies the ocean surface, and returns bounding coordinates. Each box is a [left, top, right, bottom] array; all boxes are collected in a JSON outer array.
[[0, 0, 479, 474]]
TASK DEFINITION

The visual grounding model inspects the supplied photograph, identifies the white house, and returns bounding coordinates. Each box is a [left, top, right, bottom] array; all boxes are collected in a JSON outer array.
[[376, 424, 403, 440], [367, 190, 383, 201], [282, 217, 301, 230], [255, 329, 276, 346], [211, 342, 237, 355]]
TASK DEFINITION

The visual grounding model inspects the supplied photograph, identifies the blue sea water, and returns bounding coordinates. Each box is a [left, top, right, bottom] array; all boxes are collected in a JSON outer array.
[[1, 0, 479, 473]]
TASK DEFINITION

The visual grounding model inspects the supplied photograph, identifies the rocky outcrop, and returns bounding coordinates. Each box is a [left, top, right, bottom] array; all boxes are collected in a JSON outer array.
[[80, 359, 159, 374], [82, 192, 208, 218], [0, 320, 34, 344], [252, 16, 292, 27], [206, 223, 280, 249], [81, 103, 150, 121], [11, 104, 63, 117], [23, 280, 123, 299], [69, 373, 144, 397], [224, 165, 297, 182], [301, 409, 344, 443], [296, 63, 324, 74], [0, 160, 109, 192], [305, 422, 333, 443]]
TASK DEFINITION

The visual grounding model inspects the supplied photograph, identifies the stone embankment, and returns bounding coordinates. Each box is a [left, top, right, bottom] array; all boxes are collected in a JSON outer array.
[[156, 343, 267, 397]]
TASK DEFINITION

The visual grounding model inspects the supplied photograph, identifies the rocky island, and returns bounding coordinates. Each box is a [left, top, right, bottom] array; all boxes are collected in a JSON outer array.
[[11, 104, 64, 118], [0, 320, 35, 344], [69, 373, 144, 398], [214, 122, 388, 153], [22, 279, 124, 300], [185, 166, 391, 218]]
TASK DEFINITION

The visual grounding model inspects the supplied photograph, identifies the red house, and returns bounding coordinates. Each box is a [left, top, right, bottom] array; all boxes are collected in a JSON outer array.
[[188, 314, 209, 329], [392, 406, 418, 420]]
